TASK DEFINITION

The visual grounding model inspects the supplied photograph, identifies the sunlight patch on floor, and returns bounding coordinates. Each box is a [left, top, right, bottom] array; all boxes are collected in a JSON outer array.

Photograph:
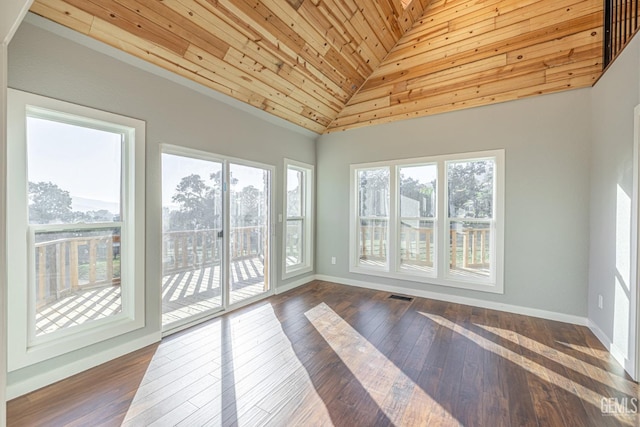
[[422, 312, 638, 426], [306, 302, 458, 426]]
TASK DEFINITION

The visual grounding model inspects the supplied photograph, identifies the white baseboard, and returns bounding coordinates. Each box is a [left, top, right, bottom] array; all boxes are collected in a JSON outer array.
[[275, 276, 315, 295], [7, 332, 161, 400], [315, 274, 589, 326], [588, 320, 637, 380]]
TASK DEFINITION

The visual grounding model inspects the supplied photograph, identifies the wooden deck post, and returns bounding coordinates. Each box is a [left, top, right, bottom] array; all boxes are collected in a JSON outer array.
[[106, 237, 114, 284], [70, 241, 79, 290], [89, 239, 97, 285]]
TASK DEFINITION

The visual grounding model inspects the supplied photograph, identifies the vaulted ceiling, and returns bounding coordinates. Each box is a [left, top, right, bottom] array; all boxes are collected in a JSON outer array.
[[29, 0, 603, 134]]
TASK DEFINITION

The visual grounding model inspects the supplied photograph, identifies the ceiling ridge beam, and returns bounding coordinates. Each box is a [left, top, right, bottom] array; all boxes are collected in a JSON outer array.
[[323, 0, 436, 133]]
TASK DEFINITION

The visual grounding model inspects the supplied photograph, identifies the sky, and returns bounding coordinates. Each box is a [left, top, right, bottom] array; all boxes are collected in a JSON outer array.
[[27, 116, 269, 214], [27, 116, 122, 211], [162, 153, 268, 211]]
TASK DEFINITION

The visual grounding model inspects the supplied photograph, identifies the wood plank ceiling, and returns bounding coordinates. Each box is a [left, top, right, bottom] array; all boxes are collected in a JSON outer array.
[[29, 0, 603, 134]]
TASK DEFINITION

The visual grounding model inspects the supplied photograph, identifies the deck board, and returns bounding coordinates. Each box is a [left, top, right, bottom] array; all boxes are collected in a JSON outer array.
[[36, 256, 267, 335]]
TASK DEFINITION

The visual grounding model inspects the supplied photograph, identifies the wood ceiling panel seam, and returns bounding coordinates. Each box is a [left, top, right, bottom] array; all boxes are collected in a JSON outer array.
[[544, 60, 602, 83], [358, 2, 399, 50], [301, 1, 377, 74], [322, 0, 436, 131], [505, 29, 601, 65], [389, 58, 566, 105], [65, 0, 190, 56], [348, 10, 389, 61], [161, 0, 349, 111], [332, 71, 550, 128], [297, 3, 373, 79], [326, 74, 594, 132], [220, 5, 354, 102], [374, 0, 403, 39], [528, 2, 603, 30], [330, 71, 599, 132], [368, 13, 601, 87], [390, 18, 495, 65], [223, 46, 340, 117], [494, 0, 593, 29], [190, 47, 335, 125], [403, 54, 508, 92], [30, 0, 93, 35], [193, 66, 328, 131], [115, 0, 231, 60], [208, 0, 352, 102], [186, 44, 332, 125], [226, 0, 356, 95], [258, 0, 331, 56]]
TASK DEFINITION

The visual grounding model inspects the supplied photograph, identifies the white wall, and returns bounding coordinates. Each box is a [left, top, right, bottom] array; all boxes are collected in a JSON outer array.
[[6, 19, 316, 396], [588, 35, 640, 377], [1, 1, 34, 423], [317, 88, 593, 319]]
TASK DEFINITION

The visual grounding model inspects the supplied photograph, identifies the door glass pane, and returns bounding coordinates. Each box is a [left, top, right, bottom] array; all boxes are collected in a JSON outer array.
[[230, 164, 270, 305], [27, 116, 123, 336], [162, 154, 223, 328], [399, 220, 435, 274], [447, 159, 494, 219], [449, 221, 491, 279]]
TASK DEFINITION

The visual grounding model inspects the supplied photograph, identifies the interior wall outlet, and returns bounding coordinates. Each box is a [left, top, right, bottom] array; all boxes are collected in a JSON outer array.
[[331, 256, 336, 265], [598, 294, 603, 309]]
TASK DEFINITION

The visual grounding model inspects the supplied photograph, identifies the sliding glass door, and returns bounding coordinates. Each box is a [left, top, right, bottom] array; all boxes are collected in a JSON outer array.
[[229, 163, 271, 305], [162, 154, 224, 329], [162, 150, 272, 331]]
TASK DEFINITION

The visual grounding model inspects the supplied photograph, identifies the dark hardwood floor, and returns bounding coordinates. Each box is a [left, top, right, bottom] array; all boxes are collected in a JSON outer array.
[[8, 281, 640, 426]]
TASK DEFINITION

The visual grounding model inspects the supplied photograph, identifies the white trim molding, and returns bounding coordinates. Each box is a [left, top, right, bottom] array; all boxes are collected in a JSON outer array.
[[6, 331, 160, 400], [631, 103, 640, 381], [315, 274, 588, 326]]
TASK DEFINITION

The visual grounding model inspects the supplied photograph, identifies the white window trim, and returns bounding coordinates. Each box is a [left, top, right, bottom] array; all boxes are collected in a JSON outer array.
[[349, 149, 505, 294], [7, 89, 146, 370], [283, 158, 314, 279]]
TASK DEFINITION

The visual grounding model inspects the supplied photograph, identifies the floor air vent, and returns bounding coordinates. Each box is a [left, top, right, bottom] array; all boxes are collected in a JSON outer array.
[[389, 294, 413, 302]]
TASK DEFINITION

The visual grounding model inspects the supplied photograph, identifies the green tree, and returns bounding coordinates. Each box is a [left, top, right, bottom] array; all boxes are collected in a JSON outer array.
[[447, 161, 493, 218], [169, 174, 216, 230], [28, 181, 72, 224]]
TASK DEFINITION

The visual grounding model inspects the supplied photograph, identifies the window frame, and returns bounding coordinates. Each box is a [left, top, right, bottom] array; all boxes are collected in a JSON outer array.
[[283, 159, 314, 279], [349, 149, 504, 294], [7, 89, 146, 371]]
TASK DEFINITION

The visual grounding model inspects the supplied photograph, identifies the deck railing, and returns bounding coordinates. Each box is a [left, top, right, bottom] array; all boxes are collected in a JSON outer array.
[[360, 224, 490, 269], [35, 235, 121, 308], [35, 225, 267, 308], [162, 225, 266, 272], [604, 0, 640, 67]]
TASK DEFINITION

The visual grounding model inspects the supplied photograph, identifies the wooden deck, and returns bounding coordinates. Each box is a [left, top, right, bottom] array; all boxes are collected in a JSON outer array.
[[36, 256, 268, 335], [14, 281, 640, 427]]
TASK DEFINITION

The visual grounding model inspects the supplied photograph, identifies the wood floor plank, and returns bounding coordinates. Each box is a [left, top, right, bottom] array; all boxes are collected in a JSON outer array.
[[8, 280, 640, 427]]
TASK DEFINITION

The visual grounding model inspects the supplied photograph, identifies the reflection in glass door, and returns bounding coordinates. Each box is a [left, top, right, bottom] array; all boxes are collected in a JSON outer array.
[[229, 163, 271, 305], [161, 153, 224, 329]]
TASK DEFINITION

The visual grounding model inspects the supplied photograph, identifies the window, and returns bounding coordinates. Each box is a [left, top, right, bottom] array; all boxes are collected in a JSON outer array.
[[7, 89, 146, 370], [350, 150, 504, 293], [283, 159, 314, 278]]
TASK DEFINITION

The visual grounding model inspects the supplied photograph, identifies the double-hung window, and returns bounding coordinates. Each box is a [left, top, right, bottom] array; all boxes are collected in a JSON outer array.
[[350, 150, 504, 293], [283, 159, 314, 278], [7, 89, 146, 370]]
